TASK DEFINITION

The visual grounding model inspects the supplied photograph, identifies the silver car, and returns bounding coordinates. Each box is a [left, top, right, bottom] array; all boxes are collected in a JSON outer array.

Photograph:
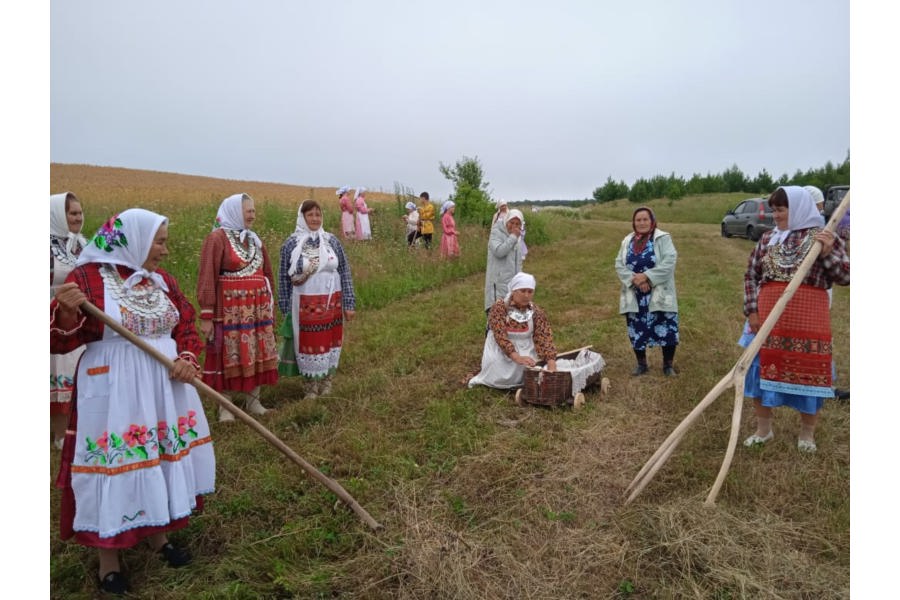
[[721, 197, 774, 241]]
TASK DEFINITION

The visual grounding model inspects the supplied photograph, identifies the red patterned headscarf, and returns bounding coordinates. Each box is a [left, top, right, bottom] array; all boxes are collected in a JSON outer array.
[[630, 207, 657, 254]]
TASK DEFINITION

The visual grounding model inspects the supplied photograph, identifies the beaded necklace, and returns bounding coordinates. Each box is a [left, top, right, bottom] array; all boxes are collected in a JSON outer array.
[[100, 264, 179, 337], [763, 228, 818, 282], [50, 235, 81, 267], [222, 229, 262, 277]]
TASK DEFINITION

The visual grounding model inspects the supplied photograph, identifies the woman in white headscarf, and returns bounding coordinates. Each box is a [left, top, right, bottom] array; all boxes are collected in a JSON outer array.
[[483, 208, 525, 314], [50, 192, 88, 449], [196, 193, 278, 421], [440, 200, 459, 258], [403, 201, 419, 247], [338, 186, 355, 240], [741, 186, 849, 453], [354, 187, 373, 240], [51, 208, 215, 595], [469, 272, 557, 389], [278, 200, 356, 399]]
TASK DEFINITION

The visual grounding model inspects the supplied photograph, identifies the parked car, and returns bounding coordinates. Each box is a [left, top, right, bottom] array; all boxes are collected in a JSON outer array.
[[823, 185, 849, 220], [721, 197, 774, 241]]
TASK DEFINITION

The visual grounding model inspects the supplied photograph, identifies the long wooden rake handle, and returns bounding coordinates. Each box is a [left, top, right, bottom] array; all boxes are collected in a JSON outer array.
[[625, 190, 851, 506], [80, 300, 383, 530]]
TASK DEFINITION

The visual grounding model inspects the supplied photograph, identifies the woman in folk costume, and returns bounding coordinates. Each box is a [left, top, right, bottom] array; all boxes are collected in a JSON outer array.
[[50, 191, 88, 449], [197, 193, 278, 422], [51, 209, 215, 595], [354, 187, 373, 240], [403, 201, 419, 247], [440, 200, 460, 258], [338, 186, 355, 239], [468, 272, 557, 390], [278, 200, 356, 400], [614, 207, 680, 376], [741, 186, 849, 453]]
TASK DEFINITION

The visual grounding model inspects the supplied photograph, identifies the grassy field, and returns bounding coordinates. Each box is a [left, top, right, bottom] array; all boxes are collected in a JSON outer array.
[[50, 164, 850, 599]]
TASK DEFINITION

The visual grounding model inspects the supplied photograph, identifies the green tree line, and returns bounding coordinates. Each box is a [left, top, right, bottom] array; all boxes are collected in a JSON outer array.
[[592, 152, 851, 203]]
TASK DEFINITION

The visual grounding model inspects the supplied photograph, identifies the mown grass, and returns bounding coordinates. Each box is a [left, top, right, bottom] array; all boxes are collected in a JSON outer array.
[[50, 165, 849, 599]]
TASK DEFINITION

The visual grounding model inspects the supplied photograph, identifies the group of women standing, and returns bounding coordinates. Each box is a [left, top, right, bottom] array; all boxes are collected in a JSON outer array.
[[338, 186, 373, 241], [50, 192, 356, 595]]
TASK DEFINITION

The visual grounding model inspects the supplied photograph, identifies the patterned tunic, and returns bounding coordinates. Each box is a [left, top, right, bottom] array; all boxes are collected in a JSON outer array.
[[196, 228, 278, 392]]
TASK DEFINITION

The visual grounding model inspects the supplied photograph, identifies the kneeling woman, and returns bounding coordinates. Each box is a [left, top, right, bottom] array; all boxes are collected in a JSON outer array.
[[468, 272, 557, 389]]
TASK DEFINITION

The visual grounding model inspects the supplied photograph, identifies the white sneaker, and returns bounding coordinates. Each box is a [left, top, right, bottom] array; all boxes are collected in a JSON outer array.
[[218, 407, 236, 422], [743, 431, 774, 447]]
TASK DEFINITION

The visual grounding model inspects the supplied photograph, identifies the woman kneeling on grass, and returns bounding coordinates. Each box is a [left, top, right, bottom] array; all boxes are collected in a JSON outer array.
[[278, 200, 356, 399], [741, 185, 849, 453], [51, 209, 215, 596], [468, 272, 557, 390]]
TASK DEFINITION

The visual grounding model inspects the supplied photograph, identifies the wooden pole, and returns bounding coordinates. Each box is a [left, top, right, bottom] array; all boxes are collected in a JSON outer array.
[[80, 301, 383, 530], [625, 191, 850, 506]]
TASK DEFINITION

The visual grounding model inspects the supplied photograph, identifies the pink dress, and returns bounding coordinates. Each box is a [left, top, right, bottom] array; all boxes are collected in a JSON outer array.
[[440, 212, 460, 258], [355, 196, 372, 240], [340, 194, 355, 239]]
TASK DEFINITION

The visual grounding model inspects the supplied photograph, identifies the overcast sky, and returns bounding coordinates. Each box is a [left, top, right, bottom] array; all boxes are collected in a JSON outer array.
[[50, 0, 850, 201]]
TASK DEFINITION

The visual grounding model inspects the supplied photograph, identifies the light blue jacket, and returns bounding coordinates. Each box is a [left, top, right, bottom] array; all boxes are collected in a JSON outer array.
[[483, 218, 523, 310], [615, 228, 679, 315]]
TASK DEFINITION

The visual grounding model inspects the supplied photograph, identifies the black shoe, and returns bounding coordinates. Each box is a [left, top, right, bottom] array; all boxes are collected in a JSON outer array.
[[99, 571, 129, 595], [834, 388, 850, 401], [663, 366, 677, 377], [631, 364, 649, 376], [159, 542, 192, 567]]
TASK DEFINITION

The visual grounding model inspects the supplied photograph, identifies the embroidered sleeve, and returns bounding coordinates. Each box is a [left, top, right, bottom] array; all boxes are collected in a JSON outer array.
[[278, 237, 296, 317], [531, 306, 557, 361], [50, 264, 105, 353], [330, 236, 356, 311], [487, 301, 516, 357], [162, 270, 203, 357], [196, 230, 225, 320]]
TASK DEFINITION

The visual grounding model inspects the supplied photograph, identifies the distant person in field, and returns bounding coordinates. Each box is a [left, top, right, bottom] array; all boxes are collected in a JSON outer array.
[[440, 200, 460, 259], [51, 209, 215, 596], [354, 187, 373, 240], [491, 198, 509, 226], [468, 272, 557, 390], [741, 186, 849, 453], [837, 207, 850, 255], [615, 207, 680, 376], [417, 191, 435, 249], [338, 186, 355, 240], [484, 208, 525, 319], [50, 191, 88, 450], [403, 201, 419, 248], [278, 200, 356, 400], [197, 193, 278, 422], [804, 185, 827, 224]]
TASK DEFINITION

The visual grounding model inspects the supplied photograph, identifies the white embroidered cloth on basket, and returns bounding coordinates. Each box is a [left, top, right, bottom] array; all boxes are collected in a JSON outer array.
[[552, 348, 606, 398]]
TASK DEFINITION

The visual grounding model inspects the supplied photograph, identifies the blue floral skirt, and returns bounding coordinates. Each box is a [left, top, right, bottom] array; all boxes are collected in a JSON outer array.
[[625, 307, 679, 351]]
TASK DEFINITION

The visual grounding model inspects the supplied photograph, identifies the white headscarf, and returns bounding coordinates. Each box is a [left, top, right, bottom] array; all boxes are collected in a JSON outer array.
[[441, 200, 456, 215], [491, 198, 509, 225], [506, 208, 524, 226], [405, 201, 416, 211], [505, 271, 536, 301], [354, 187, 366, 201], [77, 208, 169, 291], [288, 201, 332, 278], [767, 186, 823, 247], [336, 186, 350, 197], [50, 192, 87, 254], [214, 193, 262, 247]]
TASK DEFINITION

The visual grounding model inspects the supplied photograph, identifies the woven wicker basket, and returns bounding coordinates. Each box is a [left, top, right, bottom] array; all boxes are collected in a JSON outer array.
[[519, 346, 603, 407]]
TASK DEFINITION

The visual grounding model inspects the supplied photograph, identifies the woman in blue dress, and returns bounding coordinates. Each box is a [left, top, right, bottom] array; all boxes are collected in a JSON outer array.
[[615, 207, 680, 376]]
